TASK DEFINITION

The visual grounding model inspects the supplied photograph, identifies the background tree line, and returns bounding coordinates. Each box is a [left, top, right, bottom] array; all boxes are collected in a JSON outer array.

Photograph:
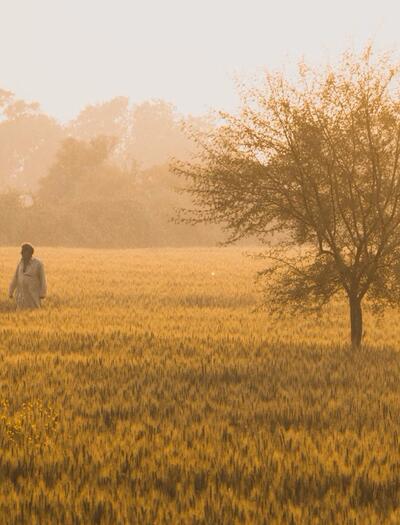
[[0, 92, 221, 247]]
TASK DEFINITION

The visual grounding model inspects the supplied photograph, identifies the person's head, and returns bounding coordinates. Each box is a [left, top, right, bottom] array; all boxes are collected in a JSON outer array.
[[21, 243, 34, 262]]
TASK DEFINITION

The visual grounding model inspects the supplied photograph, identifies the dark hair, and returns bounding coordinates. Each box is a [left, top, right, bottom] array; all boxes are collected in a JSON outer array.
[[21, 243, 34, 255]]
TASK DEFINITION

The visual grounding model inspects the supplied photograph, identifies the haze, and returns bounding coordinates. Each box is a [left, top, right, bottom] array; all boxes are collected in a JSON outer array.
[[1, 0, 399, 122]]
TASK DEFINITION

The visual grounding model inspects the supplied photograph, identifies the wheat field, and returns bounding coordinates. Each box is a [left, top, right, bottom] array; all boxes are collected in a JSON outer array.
[[0, 247, 399, 524]]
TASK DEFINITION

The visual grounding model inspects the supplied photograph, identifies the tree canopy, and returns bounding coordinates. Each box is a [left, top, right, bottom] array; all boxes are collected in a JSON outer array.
[[174, 47, 400, 348], [0, 92, 219, 247]]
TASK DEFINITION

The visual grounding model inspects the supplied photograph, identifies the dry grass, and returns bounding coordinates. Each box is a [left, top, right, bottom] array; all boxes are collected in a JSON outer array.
[[0, 247, 399, 524]]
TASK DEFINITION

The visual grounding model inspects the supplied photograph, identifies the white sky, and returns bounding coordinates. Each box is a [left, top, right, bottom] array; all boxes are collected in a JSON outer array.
[[1, 0, 399, 122]]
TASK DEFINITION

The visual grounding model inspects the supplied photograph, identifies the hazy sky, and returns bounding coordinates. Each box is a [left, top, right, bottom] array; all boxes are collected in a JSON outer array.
[[1, 0, 399, 122]]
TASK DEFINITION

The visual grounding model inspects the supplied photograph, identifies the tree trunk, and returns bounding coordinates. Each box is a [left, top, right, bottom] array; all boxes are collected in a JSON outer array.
[[349, 295, 363, 349]]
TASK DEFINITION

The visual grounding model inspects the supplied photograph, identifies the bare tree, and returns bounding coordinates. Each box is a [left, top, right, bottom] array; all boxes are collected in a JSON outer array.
[[173, 47, 400, 349]]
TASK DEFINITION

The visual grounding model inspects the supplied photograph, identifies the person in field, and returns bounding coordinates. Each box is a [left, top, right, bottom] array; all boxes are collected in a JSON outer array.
[[9, 243, 47, 309]]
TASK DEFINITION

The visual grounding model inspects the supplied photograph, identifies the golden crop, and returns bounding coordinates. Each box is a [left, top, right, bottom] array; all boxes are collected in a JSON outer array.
[[0, 247, 399, 524]]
